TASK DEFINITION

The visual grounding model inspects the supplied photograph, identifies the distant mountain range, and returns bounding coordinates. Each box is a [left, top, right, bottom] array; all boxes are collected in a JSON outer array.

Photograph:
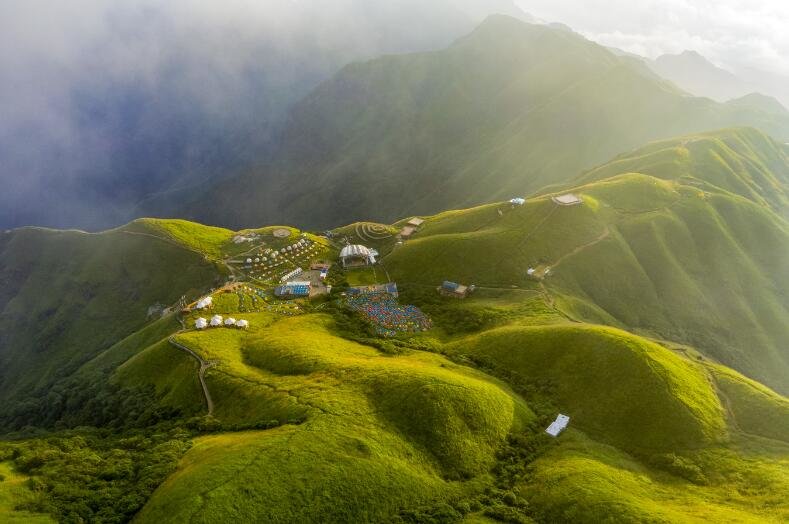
[[164, 15, 789, 230], [611, 48, 789, 109]]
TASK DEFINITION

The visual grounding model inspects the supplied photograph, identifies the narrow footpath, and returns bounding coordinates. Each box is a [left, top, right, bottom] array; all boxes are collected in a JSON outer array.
[[168, 336, 216, 416]]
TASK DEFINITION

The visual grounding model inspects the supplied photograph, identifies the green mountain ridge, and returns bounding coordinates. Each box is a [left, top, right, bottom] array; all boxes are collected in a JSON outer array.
[[0, 127, 787, 522], [175, 15, 789, 231]]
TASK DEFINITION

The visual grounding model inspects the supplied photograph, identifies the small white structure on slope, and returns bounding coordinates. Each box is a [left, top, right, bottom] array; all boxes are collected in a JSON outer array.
[[552, 194, 583, 206], [194, 317, 208, 329], [235, 319, 249, 329], [340, 244, 375, 267], [510, 197, 526, 205], [545, 414, 570, 437], [210, 314, 224, 327], [224, 317, 237, 326], [195, 296, 213, 309]]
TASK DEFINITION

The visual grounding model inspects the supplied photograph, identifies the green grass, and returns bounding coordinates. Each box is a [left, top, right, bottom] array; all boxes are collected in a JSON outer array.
[[0, 463, 54, 523], [708, 364, 789, 443], [0, 226, 219, 428], [382, 169, 789, 395], [2, 126, 788, 521], [524, 431, 788, 523], [125, 218, 235, 260], [134, 313, 533, 521], [114, 339, 204, 417], [446, 324, 726, 453]]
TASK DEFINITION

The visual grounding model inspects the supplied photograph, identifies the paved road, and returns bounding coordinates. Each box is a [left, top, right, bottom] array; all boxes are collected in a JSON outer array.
[[168, 336, 216, 416]]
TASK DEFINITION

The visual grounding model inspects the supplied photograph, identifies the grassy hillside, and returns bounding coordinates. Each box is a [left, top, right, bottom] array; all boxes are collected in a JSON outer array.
[[0, 127, 787, 521], [184, 16, 789, 230], [577, 127, 789, 215], [134, 313, 534, 522], [382, 142, 789, 394], [446, 324, 727, 453], [0, 226, 219, 429]]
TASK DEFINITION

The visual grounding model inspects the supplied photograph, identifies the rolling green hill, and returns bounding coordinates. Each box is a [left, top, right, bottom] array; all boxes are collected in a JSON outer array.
[[0, 226, 220, 429], [182, 15, 789, 230], [382, 130, 789, 394], [0, 128, 787, 522]]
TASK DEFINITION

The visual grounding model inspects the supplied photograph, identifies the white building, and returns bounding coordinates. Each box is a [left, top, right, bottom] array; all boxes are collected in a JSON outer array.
[[510, 197, 526, 205], [224, 317, 237, 326], [545, 414, 570, 437], [552, 194, 583, 206], [210, 314, 224, 327], [195, 317, 208, 329], [235, 319, 249, 329]]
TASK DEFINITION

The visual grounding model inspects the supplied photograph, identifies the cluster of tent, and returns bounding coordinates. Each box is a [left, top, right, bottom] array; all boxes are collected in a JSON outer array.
[[195, 315, 249, 330], [346, 292, 432, 337]]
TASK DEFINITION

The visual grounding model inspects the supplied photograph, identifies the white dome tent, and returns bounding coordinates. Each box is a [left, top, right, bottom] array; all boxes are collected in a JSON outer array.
[[195, 296, 213, 309], [210, 314, 223, 327], [339, 244, 375, 267], [194, 317, 208, 329]]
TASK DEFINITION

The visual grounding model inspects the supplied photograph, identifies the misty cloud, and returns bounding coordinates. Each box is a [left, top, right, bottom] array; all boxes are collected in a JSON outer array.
[[517, 0, 789, 76], [0, 0, 524, 229]]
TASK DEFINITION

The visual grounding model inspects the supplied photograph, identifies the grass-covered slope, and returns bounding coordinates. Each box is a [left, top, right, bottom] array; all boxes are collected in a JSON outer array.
[[0, 226, 219, 428], [447, 324, 727, 453], [186, 16, 789, 230], [383, 140, 789, 393], [133, 314, 533, 522], [578, 127, 789, 215]]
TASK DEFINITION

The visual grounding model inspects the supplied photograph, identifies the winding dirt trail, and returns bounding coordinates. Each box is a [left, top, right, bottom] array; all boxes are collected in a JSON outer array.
[[549, 226, 611, 270], [168, 336, 216, 416]]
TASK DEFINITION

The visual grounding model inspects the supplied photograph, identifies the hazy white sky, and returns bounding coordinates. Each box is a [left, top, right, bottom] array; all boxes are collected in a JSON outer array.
[[517, 0, 789, 76]]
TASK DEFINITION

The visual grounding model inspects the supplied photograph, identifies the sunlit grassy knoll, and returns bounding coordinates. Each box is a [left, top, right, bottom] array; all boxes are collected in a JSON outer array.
[[708, 363, 789, 443], [523, 431, 789, 523], [137, 314, 534, 521], [446, 324, 727, 453], [0, 463, 54, 523], [126, 218, 235, 259], [578, 127, 789, 213]]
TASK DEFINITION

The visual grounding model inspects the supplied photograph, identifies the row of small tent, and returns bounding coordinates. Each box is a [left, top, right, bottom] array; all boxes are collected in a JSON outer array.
[[245, 238, 314, 264], [195, 315, 249, 329]]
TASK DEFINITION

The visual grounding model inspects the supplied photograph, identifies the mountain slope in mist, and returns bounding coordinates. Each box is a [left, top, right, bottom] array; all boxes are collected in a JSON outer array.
[[176, 15, 789, 230], [0, 0, 528, 230]]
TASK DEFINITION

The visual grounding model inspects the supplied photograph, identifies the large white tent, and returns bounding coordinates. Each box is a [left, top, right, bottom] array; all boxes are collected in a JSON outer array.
[[195, 317, 208, 329], [340, 244, 374, 267], [210, 314, 224, 327]]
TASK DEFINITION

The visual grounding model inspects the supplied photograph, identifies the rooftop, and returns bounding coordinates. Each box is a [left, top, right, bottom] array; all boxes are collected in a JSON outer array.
[[552, 193, 583, 206]]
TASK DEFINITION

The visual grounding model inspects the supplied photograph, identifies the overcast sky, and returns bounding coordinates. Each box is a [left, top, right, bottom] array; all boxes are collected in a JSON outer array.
[[517, 0, 789, 76]]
